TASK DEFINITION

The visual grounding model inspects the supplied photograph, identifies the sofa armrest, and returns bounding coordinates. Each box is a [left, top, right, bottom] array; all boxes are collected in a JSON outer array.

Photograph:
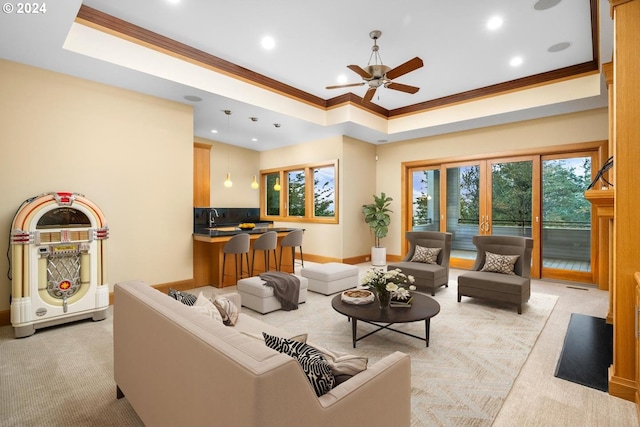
[[316, 351, 411, 426]]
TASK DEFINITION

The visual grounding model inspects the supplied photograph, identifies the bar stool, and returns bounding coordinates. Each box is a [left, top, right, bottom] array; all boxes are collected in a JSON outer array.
[[250, 231, 278, 276], [222, 233, 250, 285], [278, 229, 304, 272]]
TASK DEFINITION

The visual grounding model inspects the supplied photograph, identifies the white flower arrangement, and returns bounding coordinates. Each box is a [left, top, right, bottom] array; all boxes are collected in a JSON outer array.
[[360, 268, 416, 300]]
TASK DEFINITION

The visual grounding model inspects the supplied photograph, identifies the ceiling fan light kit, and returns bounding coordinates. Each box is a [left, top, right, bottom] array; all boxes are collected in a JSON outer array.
[[326, 30, 423, 104]]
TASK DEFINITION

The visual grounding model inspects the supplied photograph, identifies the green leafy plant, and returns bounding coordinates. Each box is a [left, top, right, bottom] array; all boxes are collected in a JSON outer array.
[[362, 192, 393, 248]]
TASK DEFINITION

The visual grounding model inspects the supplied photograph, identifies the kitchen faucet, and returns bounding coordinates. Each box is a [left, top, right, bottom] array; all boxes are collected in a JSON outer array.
[[208, 209, 219, 227]]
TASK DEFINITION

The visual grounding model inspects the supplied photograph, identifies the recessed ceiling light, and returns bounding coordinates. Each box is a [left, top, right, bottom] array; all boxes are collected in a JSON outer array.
[[252, 138, 258, 142], [487, 16, 503, 30], [534, 0, 561, 11], [166, 0, 180, 4], [210, 129, 218, 134], [261, 36, 276, 50], [510, 56, 523, 67], [184, 95, 202, 102], [548, 42, 571, 52], [337, 74, 348, 84]]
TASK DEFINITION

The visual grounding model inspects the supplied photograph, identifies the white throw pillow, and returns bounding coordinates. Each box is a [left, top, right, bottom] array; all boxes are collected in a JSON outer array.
[[213, 296, 239, 326], [193, 292, 223, 323]]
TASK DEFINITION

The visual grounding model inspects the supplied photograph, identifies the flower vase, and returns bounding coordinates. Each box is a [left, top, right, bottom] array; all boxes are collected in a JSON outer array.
[[377, 290, 391, 310]]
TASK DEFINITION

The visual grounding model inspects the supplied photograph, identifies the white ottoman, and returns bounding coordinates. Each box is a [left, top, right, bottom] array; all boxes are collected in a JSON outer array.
[[237, 275, 308, 314], [301, 263, 359, 295]]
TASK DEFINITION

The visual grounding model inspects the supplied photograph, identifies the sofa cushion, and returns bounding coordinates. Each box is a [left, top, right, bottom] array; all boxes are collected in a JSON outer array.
[[410, 246, 441, 264], [193, 292, 223, 323], [263, 333, 335, 397], [480, 251, 519, 275], [213, 297, 239, 326], [168, 288, 197, 306]]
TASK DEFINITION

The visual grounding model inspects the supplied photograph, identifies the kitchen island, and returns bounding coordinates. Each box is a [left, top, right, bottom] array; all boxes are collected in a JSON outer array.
[[193, 227, 301, 287]]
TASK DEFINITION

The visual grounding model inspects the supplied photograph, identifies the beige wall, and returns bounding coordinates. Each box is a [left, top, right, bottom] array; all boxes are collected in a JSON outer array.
[[0, 59, 193, 312], [260, 135, 347, 259], [342, 137, 377, 258], [375, 108, 609, 257], [194, 136, 261, 208]]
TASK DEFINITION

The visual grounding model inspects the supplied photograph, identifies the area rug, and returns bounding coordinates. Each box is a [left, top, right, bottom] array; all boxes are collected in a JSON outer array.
[[554, 313, 612, 392], [243, 281, 558, 427]]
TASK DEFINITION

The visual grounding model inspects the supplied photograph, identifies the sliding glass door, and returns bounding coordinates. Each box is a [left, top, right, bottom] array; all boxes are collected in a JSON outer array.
[[406, 152, 595, 282]]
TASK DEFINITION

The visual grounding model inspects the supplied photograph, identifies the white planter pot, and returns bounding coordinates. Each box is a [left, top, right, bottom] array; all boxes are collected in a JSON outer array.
[[371, 246, 387, 266]]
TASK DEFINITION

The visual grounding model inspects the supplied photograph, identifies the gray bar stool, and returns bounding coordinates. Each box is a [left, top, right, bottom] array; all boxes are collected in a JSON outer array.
[[251, 231, 278, 276], [222, 233, 250, 285], [278, 229, 304, 271]]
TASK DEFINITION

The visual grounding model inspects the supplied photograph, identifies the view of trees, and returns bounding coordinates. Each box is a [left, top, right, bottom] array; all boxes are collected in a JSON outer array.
[[491, 161, 532, 227], [413, 157, 591, 229], [266, 167, 335, 218], [287, 170, 305, 216], [542, 158, 591, 228]]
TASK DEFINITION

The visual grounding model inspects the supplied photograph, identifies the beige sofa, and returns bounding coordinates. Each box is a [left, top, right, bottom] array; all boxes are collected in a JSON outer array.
[[113, 280, 411, 427]]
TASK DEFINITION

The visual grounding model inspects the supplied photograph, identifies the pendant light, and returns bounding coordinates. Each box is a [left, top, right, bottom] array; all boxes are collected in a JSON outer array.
[[273, 177, 281, 191], [223, 110, 233, 188], [251, 175, 259, 189]]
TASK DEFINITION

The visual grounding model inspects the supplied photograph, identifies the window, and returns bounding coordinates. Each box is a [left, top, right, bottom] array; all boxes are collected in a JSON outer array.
[[261, 160, 338, 223]]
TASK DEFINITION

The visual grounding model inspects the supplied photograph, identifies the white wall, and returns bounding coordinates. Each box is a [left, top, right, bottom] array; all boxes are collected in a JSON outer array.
[[0, 60, 193, 311]]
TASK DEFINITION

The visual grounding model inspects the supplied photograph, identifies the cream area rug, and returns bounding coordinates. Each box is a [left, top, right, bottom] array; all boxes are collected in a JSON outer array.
[[0, 280, 556, 427], [242, 281, 558, 427]]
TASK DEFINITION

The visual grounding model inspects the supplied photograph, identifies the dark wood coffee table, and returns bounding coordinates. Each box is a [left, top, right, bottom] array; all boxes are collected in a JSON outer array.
[[331, 293, 440, 348]]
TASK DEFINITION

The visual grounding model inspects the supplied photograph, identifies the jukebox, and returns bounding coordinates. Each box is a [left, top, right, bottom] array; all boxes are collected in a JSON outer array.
[[9, 192, 109, 338]]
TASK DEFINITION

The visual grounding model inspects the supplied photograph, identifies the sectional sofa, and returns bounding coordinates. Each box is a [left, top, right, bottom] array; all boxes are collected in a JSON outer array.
[[113, 280, 411, 427]]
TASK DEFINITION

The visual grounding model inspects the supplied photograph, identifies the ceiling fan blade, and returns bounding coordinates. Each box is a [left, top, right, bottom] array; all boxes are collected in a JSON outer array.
[[347, 64, 373, 79], [363, 87, 377, 103], [386, 82, 420, 94], [325, 82, 366, 90], [385, 57, 424, 80]]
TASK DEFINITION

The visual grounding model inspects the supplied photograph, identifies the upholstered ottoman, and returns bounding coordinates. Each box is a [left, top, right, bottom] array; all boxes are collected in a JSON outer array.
[[237, 275, 308, 314], [301, 262, 359, 295]]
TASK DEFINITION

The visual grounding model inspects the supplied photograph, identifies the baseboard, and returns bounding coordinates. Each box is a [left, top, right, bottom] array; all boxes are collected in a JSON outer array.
[[1, 279, 196, 328], [609, 368, 637, 402], [0, 309, 10, 328]]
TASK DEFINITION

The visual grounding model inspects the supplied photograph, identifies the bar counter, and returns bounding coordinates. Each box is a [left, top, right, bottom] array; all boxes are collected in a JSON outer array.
[[193, 227, 300, 287]]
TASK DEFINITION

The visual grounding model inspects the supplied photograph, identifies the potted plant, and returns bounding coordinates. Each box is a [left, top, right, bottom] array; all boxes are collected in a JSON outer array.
[[362, 192, 393, 266]]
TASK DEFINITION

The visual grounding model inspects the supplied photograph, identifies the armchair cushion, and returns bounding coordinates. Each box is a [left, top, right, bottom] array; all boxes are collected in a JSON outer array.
[[410, 246, 441, 264], [480, 251, 519, 275]]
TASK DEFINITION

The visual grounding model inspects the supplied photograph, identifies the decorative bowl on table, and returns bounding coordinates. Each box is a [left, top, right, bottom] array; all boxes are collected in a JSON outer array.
[[341, 289, 375, 305], [238, 223, 255, 230]]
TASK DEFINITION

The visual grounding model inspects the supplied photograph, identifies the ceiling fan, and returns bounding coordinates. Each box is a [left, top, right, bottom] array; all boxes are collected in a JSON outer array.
[[326, 30, 424, 103]]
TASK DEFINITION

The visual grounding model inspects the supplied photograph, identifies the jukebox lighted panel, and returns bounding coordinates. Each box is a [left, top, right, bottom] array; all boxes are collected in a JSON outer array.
[[10, 192, 109, 338]]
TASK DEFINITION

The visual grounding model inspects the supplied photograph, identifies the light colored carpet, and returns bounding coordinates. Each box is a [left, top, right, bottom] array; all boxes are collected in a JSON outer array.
[[235, 281, 557, 427], [0, 279, 555, 427]]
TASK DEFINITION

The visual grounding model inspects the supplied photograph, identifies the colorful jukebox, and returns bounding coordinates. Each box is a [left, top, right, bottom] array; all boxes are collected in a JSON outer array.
[[10, 192, 109, 338]]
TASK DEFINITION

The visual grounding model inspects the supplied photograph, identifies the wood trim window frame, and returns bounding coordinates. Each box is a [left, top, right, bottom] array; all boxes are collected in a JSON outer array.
[[260, 159, 339, 224]]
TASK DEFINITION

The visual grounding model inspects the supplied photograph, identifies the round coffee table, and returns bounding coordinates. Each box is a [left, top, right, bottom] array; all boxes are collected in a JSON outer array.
[[331, 292, 440, 348]]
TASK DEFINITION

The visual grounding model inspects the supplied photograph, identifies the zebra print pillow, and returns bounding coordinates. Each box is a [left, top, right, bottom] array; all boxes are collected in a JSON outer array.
[[168, 288, 197, 306], [263, 332, 335, 396]]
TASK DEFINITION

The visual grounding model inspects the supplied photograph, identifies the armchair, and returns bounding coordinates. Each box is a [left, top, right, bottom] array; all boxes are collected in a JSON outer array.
[[457, 235, 533, 314], [387, 231, 452, 296]]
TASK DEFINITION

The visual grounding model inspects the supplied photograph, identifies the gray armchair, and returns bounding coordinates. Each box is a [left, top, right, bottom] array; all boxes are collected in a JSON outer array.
[[457, 235, 533, 314], [387, 231, 452, 296]]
